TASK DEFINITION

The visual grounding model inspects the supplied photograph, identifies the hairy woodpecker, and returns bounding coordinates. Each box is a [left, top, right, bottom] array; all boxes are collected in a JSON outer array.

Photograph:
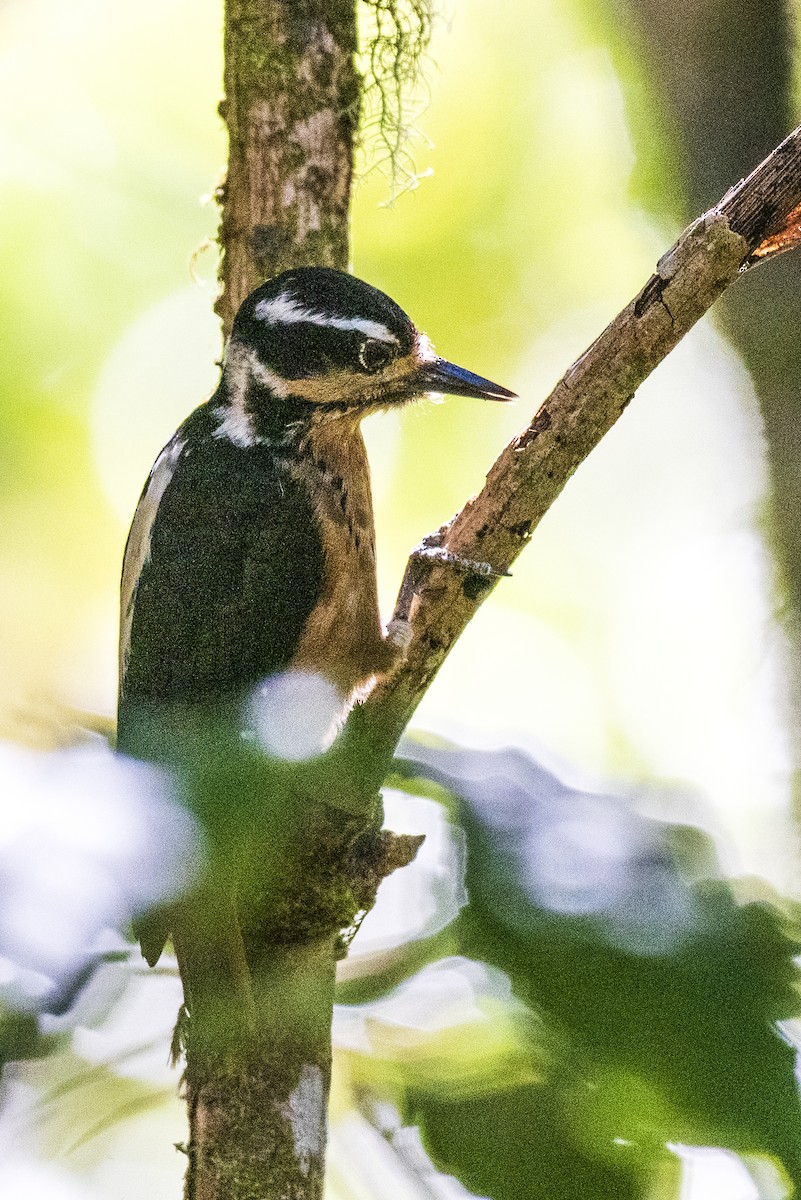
[[118, 266, 515, 963]]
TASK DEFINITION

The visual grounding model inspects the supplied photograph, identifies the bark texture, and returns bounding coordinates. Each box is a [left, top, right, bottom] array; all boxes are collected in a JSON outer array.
[[184, 937, 335, 1200], [216, 0, 360, 337], [182, 778, 422, 1200]]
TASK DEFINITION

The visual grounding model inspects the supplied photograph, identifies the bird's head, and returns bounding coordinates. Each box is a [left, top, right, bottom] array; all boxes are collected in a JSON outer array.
[[217, 267, 515, 443]]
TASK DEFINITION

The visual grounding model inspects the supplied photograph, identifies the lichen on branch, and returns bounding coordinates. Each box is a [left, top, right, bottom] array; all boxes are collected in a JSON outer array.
[[357, 0, 435, 191]]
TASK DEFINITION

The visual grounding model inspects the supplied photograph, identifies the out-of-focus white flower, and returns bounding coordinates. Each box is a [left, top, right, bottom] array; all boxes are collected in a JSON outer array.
[[246, 670, 346, 761], [0, 740, 200, 1011]]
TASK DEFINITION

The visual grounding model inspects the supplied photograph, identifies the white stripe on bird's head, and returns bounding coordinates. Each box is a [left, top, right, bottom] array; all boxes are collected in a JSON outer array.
[[254, 292, 399, 344]]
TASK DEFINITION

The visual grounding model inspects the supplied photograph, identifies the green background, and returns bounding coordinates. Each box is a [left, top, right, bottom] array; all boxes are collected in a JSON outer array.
[[1, 0, 800, 1196]]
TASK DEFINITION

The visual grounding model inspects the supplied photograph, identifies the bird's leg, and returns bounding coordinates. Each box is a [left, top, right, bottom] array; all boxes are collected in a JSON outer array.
[[388, 527, 449, 637]]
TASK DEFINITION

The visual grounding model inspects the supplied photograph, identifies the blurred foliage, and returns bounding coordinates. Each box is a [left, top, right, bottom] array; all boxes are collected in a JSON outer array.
[[0, 1007, 55, 1073], [343, 740, 801, 1198], [7, 728, 801, 1197]]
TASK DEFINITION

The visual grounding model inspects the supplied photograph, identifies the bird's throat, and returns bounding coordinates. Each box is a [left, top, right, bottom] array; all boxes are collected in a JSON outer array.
[[289, 420, 394, 696]]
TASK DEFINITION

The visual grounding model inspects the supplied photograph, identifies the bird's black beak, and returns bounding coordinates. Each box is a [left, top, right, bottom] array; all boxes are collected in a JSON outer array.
[[411, 357, 517, 402]]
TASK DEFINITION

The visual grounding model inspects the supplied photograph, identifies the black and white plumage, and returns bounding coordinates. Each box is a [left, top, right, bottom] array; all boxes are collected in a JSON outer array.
[[117, 267, 515, 963]]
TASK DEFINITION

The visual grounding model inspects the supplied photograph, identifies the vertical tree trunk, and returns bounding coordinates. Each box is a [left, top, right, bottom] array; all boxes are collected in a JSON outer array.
[[184, 4, 360, 1197], [184, 934, 337, 1200], [216, 0, 360, 336]]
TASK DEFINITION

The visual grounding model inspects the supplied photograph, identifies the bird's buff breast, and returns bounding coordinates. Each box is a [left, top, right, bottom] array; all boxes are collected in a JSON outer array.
[[289, 423, 395, 697]]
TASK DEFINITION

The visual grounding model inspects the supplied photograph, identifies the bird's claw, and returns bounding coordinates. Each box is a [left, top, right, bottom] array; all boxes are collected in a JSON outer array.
[[393, 527, 510, 624], [409, 528, 510, 580], [410, 542, 510, 580]]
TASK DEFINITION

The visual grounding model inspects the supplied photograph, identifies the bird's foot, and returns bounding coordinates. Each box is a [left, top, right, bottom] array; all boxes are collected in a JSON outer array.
[[410, 542, 510, 580], [409, 528, 510, 581]]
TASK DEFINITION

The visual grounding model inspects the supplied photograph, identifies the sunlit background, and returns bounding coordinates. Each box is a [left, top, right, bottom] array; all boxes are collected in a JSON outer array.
[[2, 0, 801, 1196]]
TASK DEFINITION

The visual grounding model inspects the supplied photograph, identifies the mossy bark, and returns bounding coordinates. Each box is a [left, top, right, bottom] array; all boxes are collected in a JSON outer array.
[[216, 0, 360, 338], [184, 937, 336, 1200], [179, 739, 424, 1200]]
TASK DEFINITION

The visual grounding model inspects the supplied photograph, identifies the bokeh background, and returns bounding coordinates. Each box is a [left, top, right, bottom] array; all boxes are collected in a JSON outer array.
[[2, 0, 801, 1196]]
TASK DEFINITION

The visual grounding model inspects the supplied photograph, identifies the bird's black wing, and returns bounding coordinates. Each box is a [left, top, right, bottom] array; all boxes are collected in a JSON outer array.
[[118, 407, 324, 731], [116, 408, 324, 967]]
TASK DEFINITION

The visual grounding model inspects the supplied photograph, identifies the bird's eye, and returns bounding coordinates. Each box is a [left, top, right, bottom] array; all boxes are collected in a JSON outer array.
[[358, 340, 392, 373]]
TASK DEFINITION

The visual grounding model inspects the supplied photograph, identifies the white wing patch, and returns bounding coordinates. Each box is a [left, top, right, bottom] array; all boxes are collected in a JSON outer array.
[[254, 292, 398, 344], [119, 436, 185, 689]]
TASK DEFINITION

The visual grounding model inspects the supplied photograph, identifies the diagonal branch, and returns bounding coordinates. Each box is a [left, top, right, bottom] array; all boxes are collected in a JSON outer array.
[[350, 123, 801, 766]]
